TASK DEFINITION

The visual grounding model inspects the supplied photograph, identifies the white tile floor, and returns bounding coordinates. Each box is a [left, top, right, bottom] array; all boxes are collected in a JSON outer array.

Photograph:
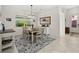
[[3, 34, 79, 53], [38, 34, 79, 53]]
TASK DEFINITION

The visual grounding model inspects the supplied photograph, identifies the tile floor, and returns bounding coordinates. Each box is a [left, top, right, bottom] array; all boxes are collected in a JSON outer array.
[[2, 34, 79, 53], [38, 34, 79, 53]]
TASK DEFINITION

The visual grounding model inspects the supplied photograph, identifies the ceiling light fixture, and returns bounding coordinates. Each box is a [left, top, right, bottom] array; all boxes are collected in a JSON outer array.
[[30, 5, 33, 16], [29, 5, 35, 22]]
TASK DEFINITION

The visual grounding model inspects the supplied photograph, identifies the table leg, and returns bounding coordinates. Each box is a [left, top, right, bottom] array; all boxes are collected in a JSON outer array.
[[32, 32, 34, 44], [0, 37, 2, 52]]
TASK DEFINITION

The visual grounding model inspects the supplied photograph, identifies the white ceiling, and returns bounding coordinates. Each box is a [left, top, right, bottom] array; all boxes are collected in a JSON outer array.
[[1, 5, 78, 15], [32, 5, 78, 14], [33, 5, 78, 9], [60, 5, 78, 9], [2, 5, 78, 10]]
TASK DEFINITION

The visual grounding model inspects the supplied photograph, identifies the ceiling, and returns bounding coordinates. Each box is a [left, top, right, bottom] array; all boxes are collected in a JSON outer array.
[[60, 5, 78, 9], [32, 5, 78, 14], [1, 5, 78, 15], [2, 5, 78, 10], [33, 5, 78, 10]]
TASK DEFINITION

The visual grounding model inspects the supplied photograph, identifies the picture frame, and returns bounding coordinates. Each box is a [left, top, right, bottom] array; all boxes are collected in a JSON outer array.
[[71, 15, 77, 28], [6, 18, 12, 21], [40, 16, 51, 25], [72, 20, 77, 28]]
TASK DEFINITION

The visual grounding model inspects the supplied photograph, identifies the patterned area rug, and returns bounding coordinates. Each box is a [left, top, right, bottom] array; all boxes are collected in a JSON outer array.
[[15, 35, 55, 53]]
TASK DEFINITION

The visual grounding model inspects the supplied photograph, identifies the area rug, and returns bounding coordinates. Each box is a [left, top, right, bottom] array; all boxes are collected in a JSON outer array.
[[15, 35, 55, 53]]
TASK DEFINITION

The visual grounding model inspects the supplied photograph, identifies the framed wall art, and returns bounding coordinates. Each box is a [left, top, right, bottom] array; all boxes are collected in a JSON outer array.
[[71, 15, 78, 28], [40, 16, 51, 27], [6, 18, 12, 21]]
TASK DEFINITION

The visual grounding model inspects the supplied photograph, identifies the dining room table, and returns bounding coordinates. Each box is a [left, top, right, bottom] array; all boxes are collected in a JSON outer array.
[[24, 28, 39, 43], [24, 27, 44, 44]]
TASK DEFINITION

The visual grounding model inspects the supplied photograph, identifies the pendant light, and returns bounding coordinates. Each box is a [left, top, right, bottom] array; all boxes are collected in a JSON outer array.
[[28, 5, 34, 18], [30, 5, 35, 22], [29, 5, 35, 28], [30, 5, 33, 16]]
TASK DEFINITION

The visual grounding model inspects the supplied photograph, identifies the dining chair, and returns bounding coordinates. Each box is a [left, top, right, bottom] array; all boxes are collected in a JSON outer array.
[[35, 28, 44, 41], [23, 27, 30, 40]]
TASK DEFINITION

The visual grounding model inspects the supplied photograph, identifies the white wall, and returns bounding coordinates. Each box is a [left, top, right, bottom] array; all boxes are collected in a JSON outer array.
[[36, 7, 65, 38], [1, 5, 65, 39], [0, 5, 2, 20], [1, 5, 33, 35]]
